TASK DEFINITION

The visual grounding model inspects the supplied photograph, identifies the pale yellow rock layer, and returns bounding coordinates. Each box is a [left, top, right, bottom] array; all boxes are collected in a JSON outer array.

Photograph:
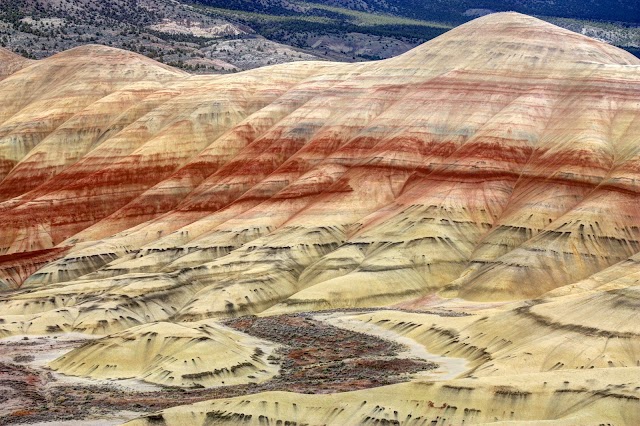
[[125, 298, 640, 425], [49, 320, 279, 388]]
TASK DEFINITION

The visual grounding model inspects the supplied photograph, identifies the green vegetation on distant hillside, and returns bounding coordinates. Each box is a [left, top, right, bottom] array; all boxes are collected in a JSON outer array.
[[542, 16, 640, 48], [297, 2, 452, 28], [189, 0, 640, 24], [191, 1, 451, 46]]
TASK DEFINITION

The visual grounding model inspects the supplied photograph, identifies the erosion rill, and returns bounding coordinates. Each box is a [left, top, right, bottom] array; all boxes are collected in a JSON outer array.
[[0, 12, 639, 425]]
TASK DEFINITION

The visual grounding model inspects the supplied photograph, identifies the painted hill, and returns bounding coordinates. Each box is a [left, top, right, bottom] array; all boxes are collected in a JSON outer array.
[[1, 13, 639, 316], [0, 12, 639, 425], [0, 47, 33, 80], [49, 320, 279, 388]]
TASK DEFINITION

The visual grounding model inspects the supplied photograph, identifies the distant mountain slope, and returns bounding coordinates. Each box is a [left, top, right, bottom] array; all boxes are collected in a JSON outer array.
[[309, 0, 640, 23], [0, 0, 321, 72], [187, 0, 640, 60]]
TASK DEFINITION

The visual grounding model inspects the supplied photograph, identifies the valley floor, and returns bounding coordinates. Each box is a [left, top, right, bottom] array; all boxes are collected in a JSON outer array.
[[3, 295, 637, 425], [0, 309, 454, 425]]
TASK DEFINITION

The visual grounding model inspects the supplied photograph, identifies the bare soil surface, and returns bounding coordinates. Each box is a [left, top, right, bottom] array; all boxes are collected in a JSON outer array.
[[0, 312, 437, 425]]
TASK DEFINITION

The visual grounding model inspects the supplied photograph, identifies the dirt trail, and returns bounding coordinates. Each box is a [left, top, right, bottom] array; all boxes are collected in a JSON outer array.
[[319, 312, 469, 381]]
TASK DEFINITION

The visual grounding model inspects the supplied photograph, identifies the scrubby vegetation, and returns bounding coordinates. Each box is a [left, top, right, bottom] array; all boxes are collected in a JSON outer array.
[[193, 0, 640, 24], [0, 0, 318, 72]]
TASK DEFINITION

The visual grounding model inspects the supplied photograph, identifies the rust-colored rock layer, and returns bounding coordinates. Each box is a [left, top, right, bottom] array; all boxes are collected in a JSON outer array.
[[0, 13, 639, 332]]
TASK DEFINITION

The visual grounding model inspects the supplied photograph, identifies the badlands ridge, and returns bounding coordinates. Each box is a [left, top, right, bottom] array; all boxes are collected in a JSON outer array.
[[0, 12, 639, 425]]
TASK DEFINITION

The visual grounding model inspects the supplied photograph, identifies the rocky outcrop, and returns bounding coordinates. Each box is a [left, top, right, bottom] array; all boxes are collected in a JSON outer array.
[[49, 320, 279, 388]]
